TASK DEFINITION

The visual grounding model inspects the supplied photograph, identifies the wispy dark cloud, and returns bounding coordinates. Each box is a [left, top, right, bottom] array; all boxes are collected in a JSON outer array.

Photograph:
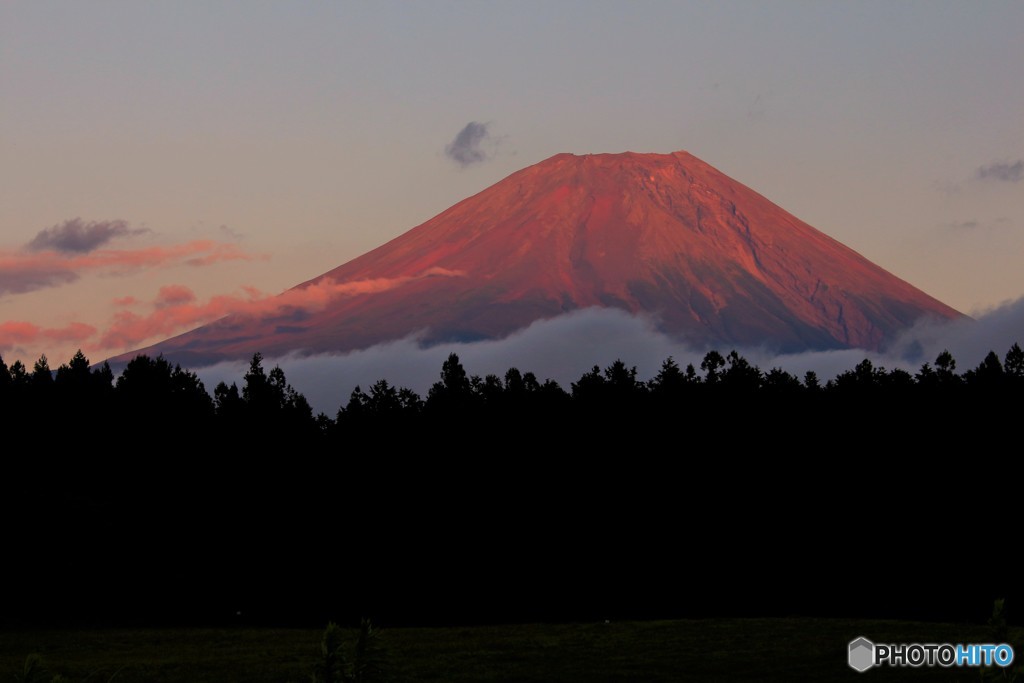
[[977, 160, 1023, 183], [219, 224, 245, 241], [0, 267, 80, 296], [747, 91, 771, 119], [26, 218, 146, 253], [946, 220, 979, 230], [445, 121, 493, 167]]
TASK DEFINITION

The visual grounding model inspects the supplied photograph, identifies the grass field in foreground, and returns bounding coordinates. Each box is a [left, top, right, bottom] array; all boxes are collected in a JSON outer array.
[[2, 618, 1021, 682]]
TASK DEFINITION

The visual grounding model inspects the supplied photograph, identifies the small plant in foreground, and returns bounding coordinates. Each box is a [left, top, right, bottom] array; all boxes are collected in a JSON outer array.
[[979, 599, 1022, 682], [311, 618, 387, 683]]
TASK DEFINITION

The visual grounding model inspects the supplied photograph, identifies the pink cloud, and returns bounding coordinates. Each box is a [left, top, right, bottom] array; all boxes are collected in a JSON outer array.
[[0, 240, 260, 296], [154, 284, 197, 308], [0, 267, 469, 358], [97, 288, 262, 349], [0, 321, 97, 352], [236, 268, 466, 314], [98, 269, 465, 351], [66, 240, 256, 272]]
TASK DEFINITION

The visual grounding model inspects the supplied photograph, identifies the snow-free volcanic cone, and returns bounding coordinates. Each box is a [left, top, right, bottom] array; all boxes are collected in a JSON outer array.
[[118, 151, 962, 366]]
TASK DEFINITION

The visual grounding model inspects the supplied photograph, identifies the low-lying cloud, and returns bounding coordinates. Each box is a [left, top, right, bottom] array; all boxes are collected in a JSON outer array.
[[99, 268, 465, 351], [2, 265, 466, 358], [27, 218, 146, 253], [977, 160, 1023, 183], [190, 297, 1024, 416], [445, 121, 494, 167]]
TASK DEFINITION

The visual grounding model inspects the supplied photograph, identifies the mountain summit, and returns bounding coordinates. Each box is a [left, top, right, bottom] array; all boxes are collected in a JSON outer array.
[[124, 151, 961, 365]]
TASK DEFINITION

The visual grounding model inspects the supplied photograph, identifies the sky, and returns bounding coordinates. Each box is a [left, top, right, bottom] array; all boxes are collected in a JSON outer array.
[[1, 1, 1022, 401]]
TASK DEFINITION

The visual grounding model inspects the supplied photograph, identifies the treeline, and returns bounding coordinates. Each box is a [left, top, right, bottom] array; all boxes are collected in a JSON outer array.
[[1, 344, 1021, 446]]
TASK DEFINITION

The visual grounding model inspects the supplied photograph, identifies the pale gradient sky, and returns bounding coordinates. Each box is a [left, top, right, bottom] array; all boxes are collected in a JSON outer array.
[[2, 1, 1022, 367]]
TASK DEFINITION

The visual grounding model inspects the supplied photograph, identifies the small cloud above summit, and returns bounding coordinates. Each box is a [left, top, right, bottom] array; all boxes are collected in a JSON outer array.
[[445, 121, 496, 167], [976, 160, 1023, 183], [27, 218, 146, 253]]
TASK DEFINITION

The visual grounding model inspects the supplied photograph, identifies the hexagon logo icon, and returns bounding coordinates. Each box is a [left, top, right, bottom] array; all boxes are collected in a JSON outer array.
[[849, 637, 875, 672]]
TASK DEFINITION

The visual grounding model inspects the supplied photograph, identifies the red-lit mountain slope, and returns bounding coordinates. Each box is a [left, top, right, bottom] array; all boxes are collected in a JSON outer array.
[[120, 151, 962, 365]]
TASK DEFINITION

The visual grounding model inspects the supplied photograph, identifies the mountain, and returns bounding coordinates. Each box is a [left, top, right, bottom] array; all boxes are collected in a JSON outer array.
[[120, 151, 962, 366]]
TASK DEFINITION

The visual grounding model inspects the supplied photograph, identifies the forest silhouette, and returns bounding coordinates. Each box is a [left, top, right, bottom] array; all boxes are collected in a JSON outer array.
[[1, 345, 1020, 627]]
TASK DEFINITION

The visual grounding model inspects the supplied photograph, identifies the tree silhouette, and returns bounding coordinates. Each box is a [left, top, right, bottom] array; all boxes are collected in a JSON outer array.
[[721, 350, 762, 392], [603, 359, 641, 395], [915, 361, 937, 388], [935, 349, 956, 373], [55, 349, 91, 387], [503, 367, 527, 396], [115, 354, 213, 444], [964, 350, 1005, 388], [31, 354, 53, 388], [700, 350, 725, 384], [1005, 343, 1024, 380], [476, 373, 505, 404], [570, 365, 605, 401], [439, 352, 471, 394], [833, 358, 887, 393], [648, 356, 686, 396], [214, 380, 241, 412], [370, 378, 411, 414], [51, 350, 114, 428], [9, 360, 28, 387], [242, 352, 275, 411], [762, 367, 801, 395], [0, 353, 10, 393], [917, 349, 961, 394], [426, 353, 475, 412]]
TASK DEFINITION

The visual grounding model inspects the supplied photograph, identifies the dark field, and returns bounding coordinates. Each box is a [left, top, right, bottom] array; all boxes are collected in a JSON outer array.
[[3, 618, 1020, 682]]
